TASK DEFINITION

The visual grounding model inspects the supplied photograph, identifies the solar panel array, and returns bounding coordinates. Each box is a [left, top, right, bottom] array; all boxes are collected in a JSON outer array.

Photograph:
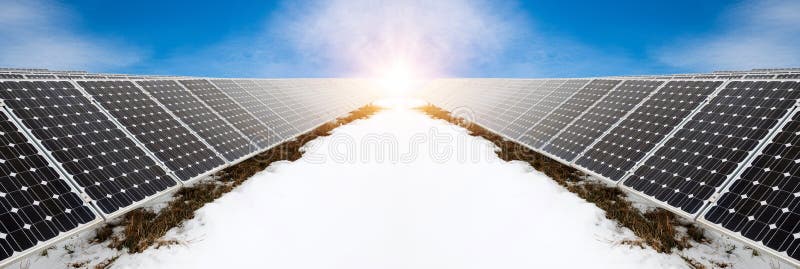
[[420, 77, 800, 266], [0, 75, 375, 266], [0, 109, 99, 263], [77, 80, 226, 182]]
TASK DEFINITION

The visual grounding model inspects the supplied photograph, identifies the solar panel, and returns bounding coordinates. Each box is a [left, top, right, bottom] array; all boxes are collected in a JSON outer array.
[[234, 80, 302, 139], [520, 79, 606, 151], [77, 80, 227, 182], [135, 80, 255, 162], [24, 75, 57, 80], [575, 80, 722, 182], [261, 80, 323, 132], [0, 108, 99, 265], [623, 80, 800, 216], [289, 80, 338, 126], [178, 79, 280, 149], [544, 80, 660, 162], [56, 75, 83, 80], [239, 80, 305, 135], [717, 75, 744, 79], [701, 107, 800, 264], [477, 81, 527, 131], [0, 80, 177, 215], [209, 79, 296, 142], [492, 81, 546, 133], [0, 74, 24, 79], [745, 75, 776, 80], [777, 74, 800, 80], [502, 80, 565, 140]]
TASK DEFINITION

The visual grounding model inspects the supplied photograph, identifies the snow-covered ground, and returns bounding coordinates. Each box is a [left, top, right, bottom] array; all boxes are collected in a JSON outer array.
[[13, 99, 789, 269]]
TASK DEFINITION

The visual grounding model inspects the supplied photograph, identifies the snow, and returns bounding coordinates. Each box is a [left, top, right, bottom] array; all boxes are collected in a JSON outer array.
[[13, 99, 788, 269]]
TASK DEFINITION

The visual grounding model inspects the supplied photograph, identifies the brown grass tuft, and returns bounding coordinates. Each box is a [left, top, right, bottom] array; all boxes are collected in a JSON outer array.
[[92, 104, 382, 255], [416, 104, 706, 254]]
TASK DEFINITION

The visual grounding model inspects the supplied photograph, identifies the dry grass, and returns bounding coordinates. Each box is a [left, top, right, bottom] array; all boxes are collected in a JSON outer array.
[[416, 104, 706, 254], [93, 104, 382, 254]]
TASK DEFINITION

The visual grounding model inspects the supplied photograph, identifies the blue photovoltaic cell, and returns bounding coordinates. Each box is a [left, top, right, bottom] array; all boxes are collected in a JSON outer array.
[[78, 80, 226, 182], [624, 80, 800, 215], [576, 80, 721, 181], [502, 80, 565, 140], [136, 80, 255, 162], [0, 80, 176, 215], [0, 110, 97, 263], [704, 109, 800, 262], [179, 79, 278, 149]]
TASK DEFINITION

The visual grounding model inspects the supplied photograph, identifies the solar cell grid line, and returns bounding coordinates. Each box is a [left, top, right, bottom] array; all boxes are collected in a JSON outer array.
[[540, 79, 622, 162], [303, 82, 340, 122], [246, 80, 305, 131], [476, 81, 524, 131], [0, 74, 25, 79], [76, 80, 227, 183], [0, 80, 178, 216], [436, 82, 462, 111], [575, 80, 723, 182], [210, 79, 294, 144], [439, 80, 469, 111], [273, 80, 325, 128], [486, 81, 537, 129], [135, 80, 254, 163], [274, 80, 325, 133], [744, 75, 776, 79], [621, 80, 800, 218], [492, 80, 547, 132], [457, 82, 502, 129], [24, 75, 57, 80], [778, 74, 800, 80], [233, 80, 300, 137], [427, 80, 457, 108], [499, 79, 565, 138], [131, 83, 231, 163], [178, 79, 277, 150], [516, 79, 595, 150], [279, 81, 329, 130], [699, 105, 800, 266], [71, 81, 186, 182], [563, 80, 666, 166], [716, 75, 745, 80], [0, 107, 101, 267]]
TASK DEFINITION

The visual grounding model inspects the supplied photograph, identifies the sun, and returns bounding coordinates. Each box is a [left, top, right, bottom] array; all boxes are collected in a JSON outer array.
[[376, 60, 421, 96]]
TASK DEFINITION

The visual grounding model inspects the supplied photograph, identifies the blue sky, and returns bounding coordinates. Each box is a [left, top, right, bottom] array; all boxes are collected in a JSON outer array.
[[0, 0, 798, 78]]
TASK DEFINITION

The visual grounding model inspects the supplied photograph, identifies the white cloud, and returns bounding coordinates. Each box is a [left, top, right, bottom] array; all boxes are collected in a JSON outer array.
[[0, 0, 141, 71], [657, 0, 800, 71], [273, 0, 524, 77]]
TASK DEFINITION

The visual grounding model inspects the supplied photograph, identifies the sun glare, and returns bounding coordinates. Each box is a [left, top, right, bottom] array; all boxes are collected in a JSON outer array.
[[376, 60, 422, 96]]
